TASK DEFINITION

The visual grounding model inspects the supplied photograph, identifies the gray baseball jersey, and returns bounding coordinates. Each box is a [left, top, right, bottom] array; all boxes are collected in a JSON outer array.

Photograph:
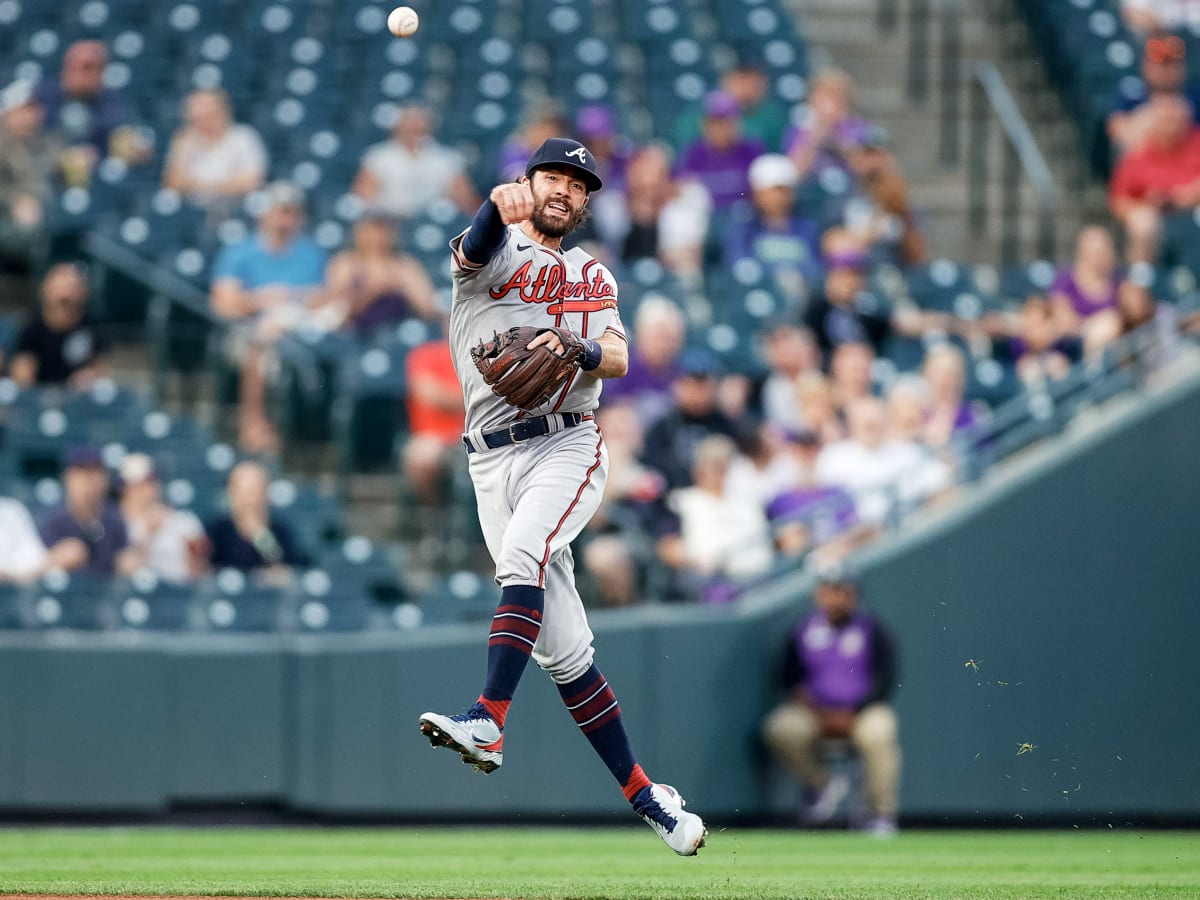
[[448, 224, 626, 432]]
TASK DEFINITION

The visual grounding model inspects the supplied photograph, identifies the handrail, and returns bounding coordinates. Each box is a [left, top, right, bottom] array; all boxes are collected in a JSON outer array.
[[968, 60, 1057, 263]]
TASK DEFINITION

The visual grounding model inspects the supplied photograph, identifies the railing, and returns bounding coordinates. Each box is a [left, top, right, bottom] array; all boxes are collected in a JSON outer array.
[[876, 0, 1056, 264], [968, 61, 1057, 265]]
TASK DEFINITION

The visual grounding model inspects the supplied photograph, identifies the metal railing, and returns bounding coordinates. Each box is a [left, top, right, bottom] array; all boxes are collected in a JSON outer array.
[[876, 0, 1056, 263], [968, 61, 1057, 264]]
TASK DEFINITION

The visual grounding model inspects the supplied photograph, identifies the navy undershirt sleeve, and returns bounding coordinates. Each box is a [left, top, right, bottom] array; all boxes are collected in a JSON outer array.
[[460, 198, 507, 266]]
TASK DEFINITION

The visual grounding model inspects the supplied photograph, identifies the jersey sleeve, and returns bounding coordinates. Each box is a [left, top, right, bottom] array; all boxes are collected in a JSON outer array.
[[448, 226, 514, 285], [588, 262, 627, 341]]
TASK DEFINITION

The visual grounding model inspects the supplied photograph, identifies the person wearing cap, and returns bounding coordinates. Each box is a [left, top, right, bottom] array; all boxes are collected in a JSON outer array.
[[314, 210, 438, 336], [802, 226, 891, 359], [762, 564, 900, 835], [724, 153, 822, 302], [676, 89, 767, 210], [352, 103, 480, 220], [162, 88, 268, 208], [675, 62, 789, 153], [10, 263, 110, 389], [0, 80, 58, 275], [210, 180, 326, 451], [419, 135, 711, 857], [1108, 32, 1200, 157], [37, 446, 127, 576], [115, 454, 208, 584], [754, 320, 821, 433], [1109, 92, 1200, 263], [641, 348, 742, 491]]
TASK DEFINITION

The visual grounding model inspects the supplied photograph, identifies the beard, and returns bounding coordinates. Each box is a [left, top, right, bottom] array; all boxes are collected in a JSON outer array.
[[530, 196, 590, 238]]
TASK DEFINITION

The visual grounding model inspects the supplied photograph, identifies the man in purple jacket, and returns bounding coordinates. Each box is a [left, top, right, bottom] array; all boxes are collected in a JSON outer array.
[[762, 564, 900, 835]]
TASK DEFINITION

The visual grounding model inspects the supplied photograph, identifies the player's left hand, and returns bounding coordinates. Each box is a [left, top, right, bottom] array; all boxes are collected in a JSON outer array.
[[526, 329, 567, 355]]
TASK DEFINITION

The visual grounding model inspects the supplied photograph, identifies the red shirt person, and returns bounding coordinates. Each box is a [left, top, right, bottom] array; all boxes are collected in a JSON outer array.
[[403, 338, 465, 504], [1109, 93, 1200, 262]]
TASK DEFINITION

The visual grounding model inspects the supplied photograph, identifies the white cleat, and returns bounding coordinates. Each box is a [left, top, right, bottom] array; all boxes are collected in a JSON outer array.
[[632, 783, 708, 856], [418, 703, 504, 774]]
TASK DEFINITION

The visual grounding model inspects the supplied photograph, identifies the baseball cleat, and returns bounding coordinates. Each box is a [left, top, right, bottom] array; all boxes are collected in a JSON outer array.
[[632, 783, 708, 856], [418, 703, 503, 774]]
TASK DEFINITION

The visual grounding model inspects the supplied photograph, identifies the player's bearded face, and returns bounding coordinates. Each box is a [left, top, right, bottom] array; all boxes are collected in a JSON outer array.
[[528, 171, 589, 238]]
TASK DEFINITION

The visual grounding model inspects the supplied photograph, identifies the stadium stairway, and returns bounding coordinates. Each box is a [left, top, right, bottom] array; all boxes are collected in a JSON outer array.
[[782, 0, 1100, 262]]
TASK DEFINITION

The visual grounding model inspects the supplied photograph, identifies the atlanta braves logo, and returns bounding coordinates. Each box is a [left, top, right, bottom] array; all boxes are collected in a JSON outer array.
[[564, 147, 589, 163]]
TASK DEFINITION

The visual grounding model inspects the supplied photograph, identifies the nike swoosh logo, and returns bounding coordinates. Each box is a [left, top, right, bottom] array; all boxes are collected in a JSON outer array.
[[516, 243, 532, 251], [471, 728, 499, 745]]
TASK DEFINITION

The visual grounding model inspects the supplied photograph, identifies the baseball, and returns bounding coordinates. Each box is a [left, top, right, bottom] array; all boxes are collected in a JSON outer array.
[[387, 6, 419, 37]]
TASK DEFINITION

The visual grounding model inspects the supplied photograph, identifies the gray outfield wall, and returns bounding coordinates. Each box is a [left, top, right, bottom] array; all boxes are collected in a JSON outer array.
[[2, 368, 1199, 821]]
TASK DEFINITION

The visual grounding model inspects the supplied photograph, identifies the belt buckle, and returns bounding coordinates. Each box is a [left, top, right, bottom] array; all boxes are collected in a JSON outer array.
[[508, 421, 530, 443]]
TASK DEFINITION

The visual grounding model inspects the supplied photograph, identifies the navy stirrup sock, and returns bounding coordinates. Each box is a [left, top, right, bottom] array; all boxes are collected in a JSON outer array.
[[478, 584, 544, 727]]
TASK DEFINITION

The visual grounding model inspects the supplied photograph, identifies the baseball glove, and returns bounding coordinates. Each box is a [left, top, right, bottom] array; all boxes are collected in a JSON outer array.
[[471, 325, 586, 410]]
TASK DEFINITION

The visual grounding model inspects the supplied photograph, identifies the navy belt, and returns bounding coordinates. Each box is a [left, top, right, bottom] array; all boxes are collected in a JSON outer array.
[[464, 412, 592, 453]]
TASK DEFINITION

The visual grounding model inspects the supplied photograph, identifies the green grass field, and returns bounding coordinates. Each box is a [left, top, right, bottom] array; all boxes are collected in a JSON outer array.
[[0, 827, 1196, 900]]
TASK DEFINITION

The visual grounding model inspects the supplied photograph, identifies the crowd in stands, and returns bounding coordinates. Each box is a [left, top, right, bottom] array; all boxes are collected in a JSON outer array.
[[0, 446, 306, 588], [0, 14, 1197, 609]]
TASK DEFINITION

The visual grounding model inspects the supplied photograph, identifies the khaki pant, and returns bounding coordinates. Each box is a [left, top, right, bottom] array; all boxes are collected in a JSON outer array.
[[762, 701, 901, 818]]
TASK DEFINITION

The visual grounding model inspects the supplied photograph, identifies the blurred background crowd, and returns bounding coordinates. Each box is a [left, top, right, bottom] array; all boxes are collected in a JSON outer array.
[[0, 0, 1198, 630]]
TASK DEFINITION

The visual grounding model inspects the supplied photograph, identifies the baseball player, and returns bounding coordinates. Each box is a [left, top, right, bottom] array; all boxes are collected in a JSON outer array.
[[418, 138, 707, 856]]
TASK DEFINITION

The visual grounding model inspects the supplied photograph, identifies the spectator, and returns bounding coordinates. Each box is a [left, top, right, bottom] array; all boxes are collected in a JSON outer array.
[[403, 335, 465, 506], [725, 424, 804, 511], [573, 104, 635, 250], [162, 88, 268, 208], [803, 237, 890, 358], [1107, 33, 1200, 156], [921, 344, 985, 450], [1109, 93, 1200, 263], [496, 99, 570, 184], [38, 446, 126, 575], [0, 495, 50, 583], [0, 81, 58, 274], [756, 321, 820, 432], [641, 349, 742, 490], [602, 296, 686, 425], [315, 211, 437, 337], [10, 263, 109, 388], [615, 144, 711, 282], [843, 127, 928, 266], [36, 40, 145, 185], [886, 375, 929, 445], [785, 69, 874, 182], [1049, 226, 1123, 348], [815, 396, 951, 525], [795, 372, 846, 444], [207, 461, 307, 575], [115, 454, 208, 584], [1119, 276, 1182, 367], [658, 434, 774, 601], [724, 154, 823, 303], [581, 401, 668, 608], [676, 90, 767, 211], [1009, 294, 1074, 388], [676, 61, 790, 151], [210, 181, 326, 451], [829, 341, 877, 413], [761, 565, 900, 835], [766, 430, 860, 559], [1122, 2, 1200, 36], [352, 104, 479, 220]]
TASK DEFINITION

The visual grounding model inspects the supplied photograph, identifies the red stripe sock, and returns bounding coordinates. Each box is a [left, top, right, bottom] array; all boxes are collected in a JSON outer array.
[[622, 764, 652, 802], [477, 696, 510, 729]]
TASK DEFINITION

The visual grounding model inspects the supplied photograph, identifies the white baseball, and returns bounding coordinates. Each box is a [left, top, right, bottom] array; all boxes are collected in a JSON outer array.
[[388, 6, 419, 37]]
